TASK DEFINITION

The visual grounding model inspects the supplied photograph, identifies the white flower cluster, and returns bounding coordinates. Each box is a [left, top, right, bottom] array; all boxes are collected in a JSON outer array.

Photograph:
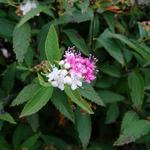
[[20, 0, 39, 16], [46, 61, 82, 91]]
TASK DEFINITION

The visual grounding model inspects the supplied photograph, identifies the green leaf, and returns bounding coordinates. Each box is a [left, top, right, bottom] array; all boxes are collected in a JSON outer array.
[[79, 83, 105, 106], [121, 111, 139, 131], [65, 86, 93, 114], [97, 30, 124, 65], [0, 135, 11, 150], [128, 71, 144, 109], [100, 63, 121, 78], [27, 114, 39, 132], [0, 18, 15, 37], [13, 124, 33, 149], [42, 135, 68, 149], [18, 6, 48, 27], [20, 86, 53, 117], [1, 63, 16, 95], [45, 24, 61, 63], [105, 103, 119, 124], [114, 120, 150, 146], [0, 112, 16, 124], [64, 29, 89, 55], [38, 73, 51, 87], [13, 23, 31, 63], [98, 90, 125, 104], [18, 133, 40, 150], [105, 30, 150, 61], [11, 83, 41, 106], [51, 89, 74, 122], [75, 108, 91, 147]]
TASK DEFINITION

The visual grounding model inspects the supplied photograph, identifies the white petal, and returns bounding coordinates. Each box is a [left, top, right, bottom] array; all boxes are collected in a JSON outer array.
[[51, 81, 58, 87], [71, 83, 77, 90], [58, 83, 64, 91], [64, 76, 72, 85], [76, 80, 82, 87], [59, 60, 65, 66], [61, 70, 68, 76], [64, 63, 71, 69]]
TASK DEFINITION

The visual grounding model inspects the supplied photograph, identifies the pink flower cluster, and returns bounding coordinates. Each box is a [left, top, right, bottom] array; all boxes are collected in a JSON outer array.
[[64, 47, 97, 83]]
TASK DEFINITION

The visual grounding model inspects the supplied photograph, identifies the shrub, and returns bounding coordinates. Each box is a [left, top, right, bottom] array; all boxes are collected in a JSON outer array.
[[0, 0, 150, 149]]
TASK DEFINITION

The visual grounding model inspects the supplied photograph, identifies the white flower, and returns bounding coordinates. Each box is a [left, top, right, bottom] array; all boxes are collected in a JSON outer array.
[[59, 60, 65, 66], [0, 48, 10, 58], [64, 63, 71, 69], [70, 73, 82, 90], [20, 0, 39, 16], [64, 76, 72, 85]]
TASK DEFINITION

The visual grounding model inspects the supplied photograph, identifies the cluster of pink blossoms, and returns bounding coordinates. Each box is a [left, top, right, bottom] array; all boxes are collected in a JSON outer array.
[[64, 47, 97, 83], [46, 47, 98, 91]]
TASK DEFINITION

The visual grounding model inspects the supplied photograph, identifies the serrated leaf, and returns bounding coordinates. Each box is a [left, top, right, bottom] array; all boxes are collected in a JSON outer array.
[[18, 133, 40, 150], [20, 86, 53, 117], [0, 112, 16, 124], [128, 71, 144, 109], [18, 6, 48, 27], [65, 86, 93, 114], [1, 63, 16, 95], [11, 83, 41, 106], [114, 120, 150, 146], [97, 30, 124, 66], [64, 29, 89, 55], [45, 24, 61, 63], [51, 89, 74, 122], [75, 108, 91, 148], [121, 111, 139, 131], [79, 83, 105, 106], [98, 90, 125, 104], [13, 23, 31, 63]]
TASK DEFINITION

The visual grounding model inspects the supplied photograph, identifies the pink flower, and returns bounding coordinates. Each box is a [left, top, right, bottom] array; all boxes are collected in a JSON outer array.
[[64, 47, 97, 83]]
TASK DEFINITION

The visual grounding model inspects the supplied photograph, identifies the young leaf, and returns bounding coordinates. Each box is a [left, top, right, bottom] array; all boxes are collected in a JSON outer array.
[[128, 71, 144, 109], [11, 83, 41, 106], [0, 112, 16, 124], [20, 86, 53, 117], [45, 24, 61, 63], [75, 108, 91, 148], [65, 86, 93, 114], [13, 23, 31, 63], [51, 89, 75, 122], [79, 83, 105, 106]]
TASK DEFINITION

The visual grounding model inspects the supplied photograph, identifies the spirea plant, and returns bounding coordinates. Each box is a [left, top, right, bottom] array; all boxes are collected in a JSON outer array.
[[0, 0, 150, 149]]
